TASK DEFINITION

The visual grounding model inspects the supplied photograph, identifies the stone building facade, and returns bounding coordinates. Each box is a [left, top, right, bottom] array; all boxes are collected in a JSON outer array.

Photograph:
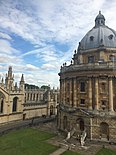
[[58, 12, 116, 142], [0, 66, 24, 123], [24, 86, 59, 119], [0, 66, 59, 124]]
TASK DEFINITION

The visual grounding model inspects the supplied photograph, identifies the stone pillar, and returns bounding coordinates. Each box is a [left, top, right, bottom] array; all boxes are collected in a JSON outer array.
[[63, 80, 65, 104], [95, 77, 99, 110], [109, 77, 113, 111], [73, 78, 77, 107], [55, 93, 57, 115], [90, 118, 93, 140], [88, 77, 92, 110], [79, 54, 83, 64], [70, 79, 72, 106], [60, 80, 62, 103]]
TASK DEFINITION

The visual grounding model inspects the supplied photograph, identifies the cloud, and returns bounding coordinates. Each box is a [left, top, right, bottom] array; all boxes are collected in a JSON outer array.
[[0, 0, 106, 46], [0, 0, 116, 48], [41, 64, 57, 71], [0, 39, 18, 54], [0, 32, 12, 40], [0, 0, 116, 88], [25, 64, 39, 71]]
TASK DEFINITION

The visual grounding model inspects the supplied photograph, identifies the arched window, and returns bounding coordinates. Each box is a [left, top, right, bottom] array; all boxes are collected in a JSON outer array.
[[90, 36, 94, 41], [33, 94, 35, 101], [100, 122, 109, 140], [0, 92, 5, 113], [79, 119, 84, 131], [108, 34, 113, 40], [63, 116, 67, 130], [30, 93, 32, 101], [12, 97, 18, 112], [50, 105, 54, 115], [0, 99, 3, 113], [36, 94, 38, 101], [27, 93, 29, 101]]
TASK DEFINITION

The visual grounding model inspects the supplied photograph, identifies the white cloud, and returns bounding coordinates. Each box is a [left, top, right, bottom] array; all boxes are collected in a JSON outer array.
[[25, 64, 39, 71], [0, 0, 116, 87], [0, 0, 116, 46], [0, 39, 19, 55], [0, 32, 12, 40], [41, 64, 57, 71]]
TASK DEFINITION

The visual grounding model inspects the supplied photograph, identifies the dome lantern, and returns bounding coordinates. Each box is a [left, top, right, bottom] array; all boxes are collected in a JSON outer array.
[[95, 11, 105, 27]]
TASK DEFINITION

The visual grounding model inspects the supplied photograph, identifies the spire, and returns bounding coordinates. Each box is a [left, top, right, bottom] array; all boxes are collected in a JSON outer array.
[[15, 82, 17, 90], [95, 11, 105, 27], [20, 74, 24, 91], [8, 66, 13, 78], [21, 74, 24, 82], [1, 77, 3, 83]]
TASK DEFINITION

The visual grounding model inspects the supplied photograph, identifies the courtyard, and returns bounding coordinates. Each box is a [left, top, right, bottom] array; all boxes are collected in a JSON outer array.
[[0, 123, 116, 155]]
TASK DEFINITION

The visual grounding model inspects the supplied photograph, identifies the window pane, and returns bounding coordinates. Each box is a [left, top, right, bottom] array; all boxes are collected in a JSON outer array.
[[88, 56, 94, 63], [80, 99, 85, 104], [80, 82, 85, 92]]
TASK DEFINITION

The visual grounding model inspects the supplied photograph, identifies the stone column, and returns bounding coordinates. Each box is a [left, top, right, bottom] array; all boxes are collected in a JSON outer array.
[[88, 77, 92, 110], [90, 118, 93, 140], [54, 93, 57, 115], [109, 77, 113, 111], [60, 80, 62, 103], [73, 78, 77, 107], [95, 77, 99, 110], [63, 80, 65, 104], [70, 79, 72, 106]]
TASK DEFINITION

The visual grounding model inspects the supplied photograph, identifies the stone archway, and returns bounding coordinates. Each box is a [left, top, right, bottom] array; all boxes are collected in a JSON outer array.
[[50, 105, 54, 115], [79, 119, 85, 131], [0, 91, 5, 113], [100, 122, 109, 140], [12, 97, 18, 112], [76, 118, 85, 131], [63, 116, 67, 130]]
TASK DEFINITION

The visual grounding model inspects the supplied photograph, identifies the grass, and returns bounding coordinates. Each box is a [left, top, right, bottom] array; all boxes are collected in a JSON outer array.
[[0, 128, 116, 155], [0, 128, 58, 155], [61, 150, 81, 155], [96, 148, 116, 155]]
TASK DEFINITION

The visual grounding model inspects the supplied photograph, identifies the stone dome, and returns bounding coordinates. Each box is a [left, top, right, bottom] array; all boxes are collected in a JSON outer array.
[[78, 11, 116, 51]]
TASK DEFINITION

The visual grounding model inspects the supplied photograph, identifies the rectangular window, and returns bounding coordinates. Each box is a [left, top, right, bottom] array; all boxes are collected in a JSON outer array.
[[80, 82, 85, 92], [67, 83, 70, 92], [67, 98, 69, 103], [102, 100, 106, 106], [80, 99, 85, 104], [88, 56, 94, 63], [101, 82, 106, 92]]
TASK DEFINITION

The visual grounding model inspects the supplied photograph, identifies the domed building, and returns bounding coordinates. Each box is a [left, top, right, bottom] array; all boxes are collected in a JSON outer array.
[[58, 11, 116, 142]]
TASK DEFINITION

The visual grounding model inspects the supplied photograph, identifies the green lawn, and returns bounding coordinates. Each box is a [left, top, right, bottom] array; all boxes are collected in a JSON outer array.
[[61, 150, 81, 155], [0, 128, 58, 155], [0, 128, 116, 155], [96, 148, 116, 155]]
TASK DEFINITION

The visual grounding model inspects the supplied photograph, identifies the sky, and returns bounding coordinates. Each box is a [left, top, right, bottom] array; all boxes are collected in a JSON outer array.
[[0, 0, 116, 88]]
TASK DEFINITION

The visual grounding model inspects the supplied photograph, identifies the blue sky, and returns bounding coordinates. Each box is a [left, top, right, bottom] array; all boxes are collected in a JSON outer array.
[[0, 0, 116, 88]]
